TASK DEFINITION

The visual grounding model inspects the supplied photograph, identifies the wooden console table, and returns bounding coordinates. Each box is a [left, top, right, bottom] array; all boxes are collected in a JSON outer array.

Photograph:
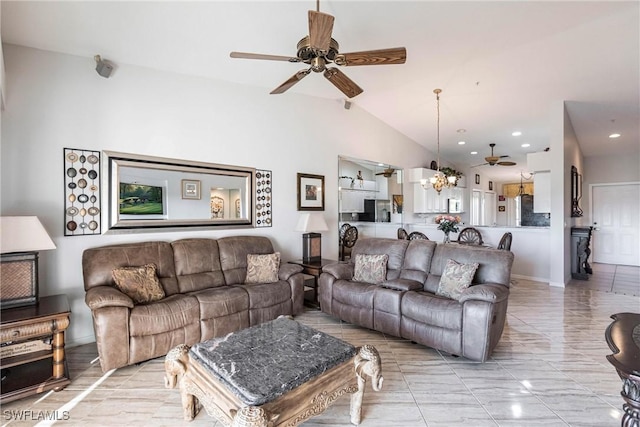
[[605, 312, 640, 426], [1, 294, 71, 403]]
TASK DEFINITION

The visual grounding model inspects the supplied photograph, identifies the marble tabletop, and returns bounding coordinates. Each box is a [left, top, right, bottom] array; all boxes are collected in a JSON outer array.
[[190, 317, 357, 406]]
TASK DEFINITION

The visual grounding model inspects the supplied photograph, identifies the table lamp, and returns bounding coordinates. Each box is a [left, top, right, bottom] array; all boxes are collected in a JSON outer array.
[[0, 216, 56, 309], [295, 213, 328, 263]]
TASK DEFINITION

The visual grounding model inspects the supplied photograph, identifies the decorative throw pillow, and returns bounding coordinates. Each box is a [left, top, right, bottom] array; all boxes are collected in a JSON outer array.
[[245, 252, 281, 284], [353, 254, 389, 284], [112, 264, 165, 304], [436, 259, 479, 300]]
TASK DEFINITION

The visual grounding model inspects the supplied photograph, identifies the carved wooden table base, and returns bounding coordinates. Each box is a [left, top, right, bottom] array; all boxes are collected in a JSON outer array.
[[165, 344, 382, 426]]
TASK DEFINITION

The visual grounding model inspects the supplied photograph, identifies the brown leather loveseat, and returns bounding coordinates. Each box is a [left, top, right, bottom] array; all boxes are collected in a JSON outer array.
[[318, 238, 514, 362], [83, 236, 304, 372]]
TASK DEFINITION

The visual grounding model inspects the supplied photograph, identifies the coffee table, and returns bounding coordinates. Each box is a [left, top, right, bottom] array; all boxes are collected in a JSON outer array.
[[165, 317, 383, 426]]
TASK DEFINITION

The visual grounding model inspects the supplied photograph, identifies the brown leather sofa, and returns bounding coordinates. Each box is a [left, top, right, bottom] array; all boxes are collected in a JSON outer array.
[[318, 238, 514, 362], [83, 236, 304, 372]]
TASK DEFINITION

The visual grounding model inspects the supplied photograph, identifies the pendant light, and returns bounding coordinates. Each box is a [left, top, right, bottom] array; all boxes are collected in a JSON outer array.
[[421, 89, 457, 194]]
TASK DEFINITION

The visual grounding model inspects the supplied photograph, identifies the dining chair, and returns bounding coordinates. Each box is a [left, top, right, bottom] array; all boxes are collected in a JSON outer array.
[[457, 227, 484, 245], [408, 231, 429, 240], [497, 232, 513, 251], [339, 224, 359, 261], [397, 228, 409, 240]]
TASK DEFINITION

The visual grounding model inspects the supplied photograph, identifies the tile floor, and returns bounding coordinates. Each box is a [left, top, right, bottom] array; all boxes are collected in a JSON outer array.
[[2, 266, 638, 426]]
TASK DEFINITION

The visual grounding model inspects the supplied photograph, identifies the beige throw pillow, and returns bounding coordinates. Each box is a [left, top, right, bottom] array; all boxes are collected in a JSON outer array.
[[112, 264, 166, 304], [353, 254, 389, 284], [436, 259, 479, 300], [245, 252, 281, 284]]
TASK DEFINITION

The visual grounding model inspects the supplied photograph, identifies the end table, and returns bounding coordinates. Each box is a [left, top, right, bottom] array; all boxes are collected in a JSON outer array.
[[288, 259, 337, 309], [1, 294, 71, 403]]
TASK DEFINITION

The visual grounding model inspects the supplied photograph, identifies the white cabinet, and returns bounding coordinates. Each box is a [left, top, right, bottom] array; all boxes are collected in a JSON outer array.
[[376, 176, 389, 200], [413, 183, 448, 213], [533, 172, 551, 212], [339, 190, 365, 213], [448, 187, 465, 213]]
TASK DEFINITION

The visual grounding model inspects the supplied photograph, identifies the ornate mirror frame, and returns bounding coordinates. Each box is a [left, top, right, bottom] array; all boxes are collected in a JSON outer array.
[[104, 151, 255, 232]]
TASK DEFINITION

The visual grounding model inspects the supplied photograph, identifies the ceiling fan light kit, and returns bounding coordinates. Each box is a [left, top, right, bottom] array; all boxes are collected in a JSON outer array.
[[230, 2, 407, 98], [472, 143, 517, 168]]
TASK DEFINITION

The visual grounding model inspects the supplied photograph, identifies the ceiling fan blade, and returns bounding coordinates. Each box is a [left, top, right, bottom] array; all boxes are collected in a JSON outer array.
[[230, 52, 301, 62], [497, 161, 517, 166], [471, 162, 489, 168], [324, 68, 363, 98], [270, 70, 311, 95], [499, 155, 510, 158], [336, 47, 407, 66], [308, 10, 335, 53]]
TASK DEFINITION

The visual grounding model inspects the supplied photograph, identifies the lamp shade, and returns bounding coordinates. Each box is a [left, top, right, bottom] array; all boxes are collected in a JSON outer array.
[[0, 216, 56, 254], [295, 213, 329, 233]]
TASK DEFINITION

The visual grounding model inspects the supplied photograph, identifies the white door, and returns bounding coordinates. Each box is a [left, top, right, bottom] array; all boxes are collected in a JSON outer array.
[[484, 192, 496, 226], [470, 190, 483, 225], [592, 183, 640, 266]]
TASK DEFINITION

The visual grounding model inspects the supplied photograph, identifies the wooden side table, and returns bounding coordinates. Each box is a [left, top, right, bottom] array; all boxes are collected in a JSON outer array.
[[288, 259, 338, 309], [1, 294, 71, 403]]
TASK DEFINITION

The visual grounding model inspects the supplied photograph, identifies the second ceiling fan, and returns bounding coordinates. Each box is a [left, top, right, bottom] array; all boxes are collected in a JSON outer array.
[[230, 1, 407, 98], [473, 143, 517, 167]]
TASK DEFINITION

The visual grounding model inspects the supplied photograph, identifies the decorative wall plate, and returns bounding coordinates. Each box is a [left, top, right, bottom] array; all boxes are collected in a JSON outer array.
[[64, 148, 101, 236]]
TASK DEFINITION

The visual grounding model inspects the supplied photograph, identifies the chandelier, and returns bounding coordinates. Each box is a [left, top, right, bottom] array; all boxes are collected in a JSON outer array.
[[421, 88, 457, 194]]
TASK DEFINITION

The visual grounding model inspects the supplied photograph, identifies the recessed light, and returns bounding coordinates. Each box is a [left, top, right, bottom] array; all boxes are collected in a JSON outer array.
[[378, 163, 385, 166], [609, 133, 621, 138], [470, 151, 478, 155], [512, 131, 522, 136], [458, 141, 466, 145], [521, 143, 530, 148]]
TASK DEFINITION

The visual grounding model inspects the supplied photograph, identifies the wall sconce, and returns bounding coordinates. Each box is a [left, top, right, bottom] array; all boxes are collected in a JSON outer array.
[[294, 213, 328, 263], [0, 216, 56, 308]]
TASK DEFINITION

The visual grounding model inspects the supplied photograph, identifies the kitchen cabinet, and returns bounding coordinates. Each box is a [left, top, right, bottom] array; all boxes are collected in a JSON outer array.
[[339, 180, 376, 213], [413, 183, 448, 213], [376, 176, 389, 200]]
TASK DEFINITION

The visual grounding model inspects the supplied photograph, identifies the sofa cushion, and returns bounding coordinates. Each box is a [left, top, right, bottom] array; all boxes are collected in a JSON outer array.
[[333, 280, 376, 308], [382, 278, 423, 291], [401, 292, 463, 330], [112, 264, 165, 304], [245, 253, 280, 284], [350, 238, 408, 280], [218, 236, 275, 285], [353, 254, 388, 284], [436, 259, 479, 300], [172, 238, 226, 293], [240, 281, 292, 309], [129, 294, 200, 337]]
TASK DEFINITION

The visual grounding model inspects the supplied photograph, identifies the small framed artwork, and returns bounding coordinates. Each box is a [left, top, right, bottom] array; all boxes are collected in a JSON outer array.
[[181, 179, 201, 200], [297, 173, 325, 211], [498, 195, 506, 202], [393, 194, 403, 214], [475, 174, 480, 185], [498, 206, 506, 212], [489, 181, 493, 191]]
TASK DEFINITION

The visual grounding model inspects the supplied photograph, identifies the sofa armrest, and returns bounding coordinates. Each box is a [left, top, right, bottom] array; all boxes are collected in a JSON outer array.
[[458, 283, 509, 304], [85, 286, 134, 310], [382, 278, 423, 291], [279, 263, 303, 281], [321, 262, 353, 280]]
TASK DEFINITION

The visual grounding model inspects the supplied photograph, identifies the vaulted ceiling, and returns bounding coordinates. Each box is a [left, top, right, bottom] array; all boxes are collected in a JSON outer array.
[[2, 1, 638, 182]]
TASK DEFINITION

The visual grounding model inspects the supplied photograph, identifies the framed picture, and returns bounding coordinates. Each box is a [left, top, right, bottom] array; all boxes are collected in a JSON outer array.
[[498, 206, 506, 212], [498, 195, 506, 202], [297, 173, 324, 211], [475, 174, 480, 185], [393, 194, 403, 214], [489, 181, 493, 191], [181, 179, 201, 200]]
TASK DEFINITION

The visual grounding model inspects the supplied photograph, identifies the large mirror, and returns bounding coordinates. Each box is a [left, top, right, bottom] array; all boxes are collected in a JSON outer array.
[[104, 151, 254, 232]]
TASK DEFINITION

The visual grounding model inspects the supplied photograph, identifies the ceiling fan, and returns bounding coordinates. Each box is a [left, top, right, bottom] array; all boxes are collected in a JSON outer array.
[[229, 1, 407, 98], [375, 168, 396, 178], [473, 143, 517, 167]]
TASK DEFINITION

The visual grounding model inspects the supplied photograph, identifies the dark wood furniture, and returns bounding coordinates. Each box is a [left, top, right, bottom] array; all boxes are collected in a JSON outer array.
[[497, 232, 513, 251], [1, 294, 71, 403], [457, 227, 484, 245], [288, 258, 337, 309], [605, 312, 640, 427]]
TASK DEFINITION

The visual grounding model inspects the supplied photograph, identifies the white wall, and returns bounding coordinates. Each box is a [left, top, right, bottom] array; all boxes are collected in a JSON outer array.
[[1, 44, 433, 345]]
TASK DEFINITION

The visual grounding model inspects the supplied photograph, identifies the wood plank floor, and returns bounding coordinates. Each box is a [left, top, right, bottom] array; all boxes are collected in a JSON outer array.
[[2, 273, 638, 426]]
